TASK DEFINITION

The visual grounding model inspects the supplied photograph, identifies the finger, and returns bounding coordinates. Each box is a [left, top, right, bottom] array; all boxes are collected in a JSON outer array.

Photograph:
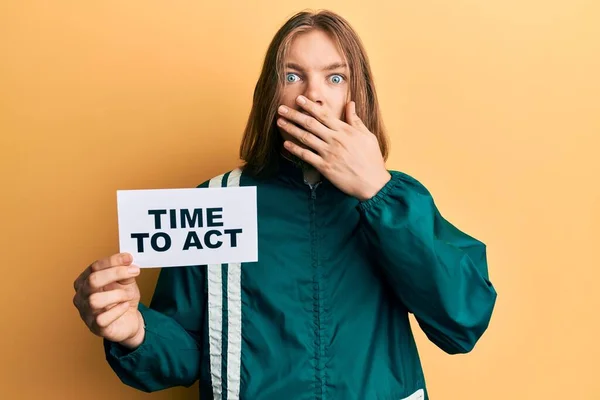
[[84, 265, 140, 294], [76, 253, 128, 292], [94, 301, 130, 330], [90, 253, 133, 273], [73, 291, 84, 315], [283, 140, 325, 170], [296, 96, 341, 132], [277, 118, 327, 154], [278, 105, 332, 142], [87, 289, 134, 313], [74, 265, 92, 292]]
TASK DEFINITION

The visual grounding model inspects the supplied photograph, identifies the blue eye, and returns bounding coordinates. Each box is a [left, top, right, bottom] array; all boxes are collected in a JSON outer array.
[[330, 74, 344, 84], [286, 73, 300, 83]]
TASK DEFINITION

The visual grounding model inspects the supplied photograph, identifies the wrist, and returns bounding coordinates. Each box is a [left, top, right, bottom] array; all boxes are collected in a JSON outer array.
[[119, 311, 145, 350], [357, 170, 391, 202]]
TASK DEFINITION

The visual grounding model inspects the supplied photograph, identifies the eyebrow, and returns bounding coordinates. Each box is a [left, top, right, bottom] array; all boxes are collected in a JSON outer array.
[[285, 62, 348, 72]]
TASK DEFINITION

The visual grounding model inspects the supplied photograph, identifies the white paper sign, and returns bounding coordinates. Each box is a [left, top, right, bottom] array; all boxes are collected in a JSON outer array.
[[116, 186, 257, 268]]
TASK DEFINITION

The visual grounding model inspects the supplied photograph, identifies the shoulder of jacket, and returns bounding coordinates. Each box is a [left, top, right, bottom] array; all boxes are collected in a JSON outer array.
[[196, 166, 245, 189]]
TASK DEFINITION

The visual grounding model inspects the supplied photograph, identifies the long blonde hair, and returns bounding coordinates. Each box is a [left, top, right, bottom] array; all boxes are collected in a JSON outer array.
[[239, 9, 389, 178]]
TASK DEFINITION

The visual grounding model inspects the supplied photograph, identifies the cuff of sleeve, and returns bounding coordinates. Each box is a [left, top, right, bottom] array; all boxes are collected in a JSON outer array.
[[103, 303, 152, 363], [358, 170, 405, 213]]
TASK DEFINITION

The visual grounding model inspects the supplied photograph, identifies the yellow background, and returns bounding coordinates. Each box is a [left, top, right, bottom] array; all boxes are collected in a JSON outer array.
[[1, 1, 598, 399]]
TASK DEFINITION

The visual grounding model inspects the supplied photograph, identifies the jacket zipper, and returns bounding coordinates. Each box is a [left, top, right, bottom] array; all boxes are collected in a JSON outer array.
[[308, 181, 325, 400]]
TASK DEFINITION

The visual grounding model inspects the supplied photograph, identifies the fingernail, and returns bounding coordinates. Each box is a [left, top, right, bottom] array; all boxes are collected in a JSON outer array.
[[128, 266, 140, 274], [277, 118, 287, 126], [297, 96, 306, 104], [278, 105, 288, 114], [121, 254, 131, 264]]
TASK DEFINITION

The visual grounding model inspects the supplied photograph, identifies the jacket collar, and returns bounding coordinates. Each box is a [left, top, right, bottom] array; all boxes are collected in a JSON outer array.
[[276, 150, 331, 189]]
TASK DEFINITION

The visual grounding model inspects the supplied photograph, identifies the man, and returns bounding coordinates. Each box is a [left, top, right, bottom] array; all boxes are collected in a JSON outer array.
[[73, 9, 497, 400]]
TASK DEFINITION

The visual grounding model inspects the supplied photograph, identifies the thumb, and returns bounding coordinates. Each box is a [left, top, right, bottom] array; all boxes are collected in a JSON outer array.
[[345, 101, 356, 125], [346, 101, 365, 130], [344, 101, 356, 125]]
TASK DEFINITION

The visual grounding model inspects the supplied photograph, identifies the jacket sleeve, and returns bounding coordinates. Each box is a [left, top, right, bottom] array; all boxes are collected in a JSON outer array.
[[358, 170, 497, 354], [103, 264, 207, 392]]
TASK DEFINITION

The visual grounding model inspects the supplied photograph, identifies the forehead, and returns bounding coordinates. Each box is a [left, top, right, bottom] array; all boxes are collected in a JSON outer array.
[[285, 29, 345, 67]]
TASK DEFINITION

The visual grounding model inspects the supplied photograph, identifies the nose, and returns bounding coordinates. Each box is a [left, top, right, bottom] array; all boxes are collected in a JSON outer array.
[[302, 79, 324, 106]]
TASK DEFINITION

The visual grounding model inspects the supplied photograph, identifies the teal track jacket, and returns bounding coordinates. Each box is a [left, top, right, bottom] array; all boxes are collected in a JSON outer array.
[[103, 156, 497, 399]]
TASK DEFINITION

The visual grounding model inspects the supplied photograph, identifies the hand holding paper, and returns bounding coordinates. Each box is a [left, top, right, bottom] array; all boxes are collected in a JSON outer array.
[[73, 185, 258, 350], [72, 253, 145, 349]]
